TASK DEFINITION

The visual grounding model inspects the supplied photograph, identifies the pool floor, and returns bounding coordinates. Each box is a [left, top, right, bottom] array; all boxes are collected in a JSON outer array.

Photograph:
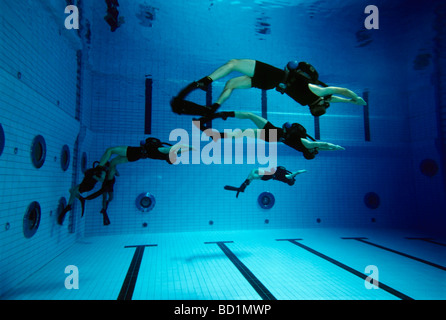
[[2, 228, 445, 300]]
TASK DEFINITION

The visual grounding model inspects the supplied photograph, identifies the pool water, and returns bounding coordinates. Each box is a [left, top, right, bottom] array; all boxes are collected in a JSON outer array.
[[0, 0, 445, 301]]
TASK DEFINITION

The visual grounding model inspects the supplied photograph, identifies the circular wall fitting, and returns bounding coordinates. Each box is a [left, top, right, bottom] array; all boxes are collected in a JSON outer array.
[[420, 159, 439, 177], [31, 135, 46, 169], [81, 152, 88, 173], [364, 192, 380, 209], [258, 192, 275, 209], [23, 201, 41, 238], [0, 123, 5, 157], [135, 192, 156, 212], [61, 145, 70, 171]]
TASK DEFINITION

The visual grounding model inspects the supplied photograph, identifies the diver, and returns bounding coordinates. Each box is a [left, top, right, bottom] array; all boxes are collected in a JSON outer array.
[[84, 137, 194, 224], [57, 161, 112, 225], [104, 0, 124, 32], [225, 167, 307, 198], [170, 81, 217, 116], [58, 138, 194, 225], [94, 137, 195, 180], [81, 160, 120, 226], [194, 111, 344, 160], [97, 161, 118, 226], [191, 59, 367, 116]]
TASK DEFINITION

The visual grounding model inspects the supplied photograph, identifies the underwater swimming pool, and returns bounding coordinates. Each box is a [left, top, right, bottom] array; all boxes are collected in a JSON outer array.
[[0, 0, 445, 302]]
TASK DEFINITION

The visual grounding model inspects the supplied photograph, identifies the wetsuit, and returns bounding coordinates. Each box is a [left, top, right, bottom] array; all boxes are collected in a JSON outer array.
[[224, 166, 296, 197], [260, 166, 295, 186], [261, 121, 316, 159], [58, 166, 102, 224], [102, 176, 116, 193], [251, 61, 321, 106], [126, 144, 174, 164], [195, 111, 317, 159], [79, 167, 101, 193]]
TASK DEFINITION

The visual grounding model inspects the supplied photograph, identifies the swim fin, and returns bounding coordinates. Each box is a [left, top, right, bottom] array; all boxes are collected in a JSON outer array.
[[57, 204, 72, 225], [224, 185, 244, 198], [224, 185, 240, 192], [170, 98, 214, 116], [196, 111, 235, 122], [100, 209, 111, 226], [195, 76, 213, 91], [193, 117, 227, 142], [175, 81, 200, 100], [79, 196, 86, 217]]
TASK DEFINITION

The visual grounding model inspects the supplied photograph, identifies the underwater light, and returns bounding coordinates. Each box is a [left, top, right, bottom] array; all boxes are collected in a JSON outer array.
[[23, 201, 41, 239], [135, 192, 156, 212], [258, 192, 275, 209]]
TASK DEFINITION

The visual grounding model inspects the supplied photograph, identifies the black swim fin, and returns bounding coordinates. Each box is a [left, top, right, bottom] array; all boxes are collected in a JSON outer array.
[[100, 209, 111, 226], [171, 98, 214, 116], [175, 81, 200, 100], [79, 196, 86, 217], [57, 204, 72, 225], [224, 185, 240, 191], [224, 185, 245, 198], [195, 76, 213, 91], [197, 111, 235, 122]]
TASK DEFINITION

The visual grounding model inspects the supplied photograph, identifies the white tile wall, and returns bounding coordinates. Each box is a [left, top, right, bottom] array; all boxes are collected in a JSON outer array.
[[0, 0, 85, 296]]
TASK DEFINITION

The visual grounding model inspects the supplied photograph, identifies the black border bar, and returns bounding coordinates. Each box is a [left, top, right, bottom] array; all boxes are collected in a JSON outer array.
[[117, 244, 158, 300], [277, 239, 413, 300], [205, 241, 277, 300], [342, 237, 446, 271]]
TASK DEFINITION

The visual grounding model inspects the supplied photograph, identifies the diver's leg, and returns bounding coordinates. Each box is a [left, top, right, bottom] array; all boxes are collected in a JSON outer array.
[[208, 59, 256, 80], [99, 146, 128, 167], [101, 193, 108, 212], [67, 185, 80, 206], [233, 111, 268, 129], [58, 185, 79, 225], [107, 192, 114, 207], [214, 76, 252, 106], [109, 155, 129, 170], [100, 192, 112, 226], [195, 59, 255, 91], [194, 111, 267, 141]]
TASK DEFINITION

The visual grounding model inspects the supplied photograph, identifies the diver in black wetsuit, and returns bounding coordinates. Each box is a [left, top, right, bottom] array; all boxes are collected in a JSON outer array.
[[94, 137, 195, 178], [194, 111, 345, 160], [191, 59, 366, 116], [58, 138, 194, 226], [57, 160, 118, 226], [225, 167, 307, 198], [57, 161, 111, 225]]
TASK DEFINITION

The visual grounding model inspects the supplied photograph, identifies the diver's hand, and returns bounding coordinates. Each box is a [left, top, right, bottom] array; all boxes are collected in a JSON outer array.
[[319, 142, 345, 151], [352, 97, 367, 105], [330, 144, 345, 151]]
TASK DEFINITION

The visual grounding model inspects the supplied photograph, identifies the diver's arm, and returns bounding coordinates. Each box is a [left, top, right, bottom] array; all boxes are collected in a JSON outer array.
[[286, 170, 307, 179], [301, 138, 345, 151], [159, 144, 196, 154], [327, 96, 362, 104], [329, 95, 367, 105], [308, 84, 366, 105]]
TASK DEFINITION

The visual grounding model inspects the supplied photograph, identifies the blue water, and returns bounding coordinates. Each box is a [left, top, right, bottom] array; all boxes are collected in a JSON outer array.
[[0, 0, 445, 301]]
